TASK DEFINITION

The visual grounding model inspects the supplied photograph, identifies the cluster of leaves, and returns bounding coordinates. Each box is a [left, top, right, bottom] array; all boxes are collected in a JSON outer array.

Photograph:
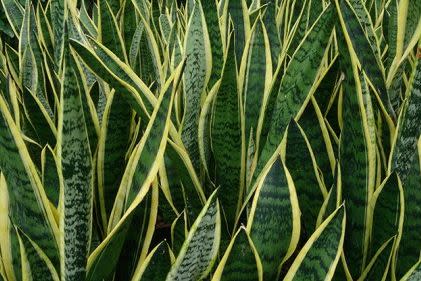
[[0, 0, 420, 280]]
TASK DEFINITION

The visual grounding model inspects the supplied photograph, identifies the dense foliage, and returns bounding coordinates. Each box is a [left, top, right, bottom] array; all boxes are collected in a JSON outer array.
[[0, 0, 420, 280]]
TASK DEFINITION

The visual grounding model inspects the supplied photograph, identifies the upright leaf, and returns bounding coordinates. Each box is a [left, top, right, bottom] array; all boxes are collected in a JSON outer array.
[[132, 241, 174, 281], [285, 120, 326, 237], [165, 190, 221, 281], [228, 0, 249, 64], [335, 0, 395, 120], [50, 0, 65, 66], [0, 88, 59, 270], [86, 63, 178, 281], [202, 0, 223, 86], [41, 146, 60, 207], [390, 48, 421, 277], [98, 0, 127, 62], [0, 173, 22, 281], [284, 205, 346, 281], [359, 237, 395, 281], [260, 0, 279, 66], [242, 17, 272, 149], [211, 36, 242, 233], [337, 43, 374, 277], [97, 91, 131, 227], [369, 174, 402, 262], [57, 46, 93, 280], [182, 0, 211, 171], [247, 157, 300, 280], [212, 227, 263, 281], [255, 5, 334, 185]]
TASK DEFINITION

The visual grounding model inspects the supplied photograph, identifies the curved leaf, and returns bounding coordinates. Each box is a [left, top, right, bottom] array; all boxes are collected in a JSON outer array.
[[389, 49, 421, 277], [86, 64, 177, 281], [284, 205, 346, 281], [16, 228, 59, 281], [132, 241, 174, 281], [0, 86, 59, 270], [212, 227, 263, 281], [255, 5, 334, 187], [247, 157, 300, 280], [285, 119, 326, 237], [165, 190, 221, 281]]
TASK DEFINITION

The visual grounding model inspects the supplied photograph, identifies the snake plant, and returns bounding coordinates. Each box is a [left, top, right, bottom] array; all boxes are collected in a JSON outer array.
[[0, 0, 420, 280]]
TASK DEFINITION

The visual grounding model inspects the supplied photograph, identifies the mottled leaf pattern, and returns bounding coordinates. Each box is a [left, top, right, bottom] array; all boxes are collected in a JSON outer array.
[[214, 227, 262, 281], [256, 5, 334, 184], [58, 50, 93, 280], [335, 0, 394, 119], [166, 190, 220, 281], [391, 53, 421, 278], [182, 0, 211, 171], [0, 1, 420, 280], [284, 205, 346, 281], [211, 37, 242, 232], [286, 120, 326, 237], [0, 92, 59, 271], [248, 157, 300, 280], [369, 174, 401, 261], [338, 50, 371, 278], [243, 18, 271, 144], [132, 241, 173, 281]]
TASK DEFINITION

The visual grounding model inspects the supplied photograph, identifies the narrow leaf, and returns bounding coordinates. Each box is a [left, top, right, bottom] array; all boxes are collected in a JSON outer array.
[[165, 190, 221, 281], [284, 205, 346, 281]]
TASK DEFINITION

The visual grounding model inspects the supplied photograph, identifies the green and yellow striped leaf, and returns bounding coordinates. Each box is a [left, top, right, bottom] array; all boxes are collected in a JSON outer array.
[[202, 0, 223, 86], [334, 0, 394, 120], [0, 173, 22, 281], [284, 205, 346, 281], [86, 67, 177, 280], [181, 0, 211, 172], [241, 16, 272, 159], [70, 37, 155, 118], [165, 190, 220, 281], [359, 236, 395, 281], [247, 157, 300, 280], [98, 0, 127, 62], [211, 35, 242, 233], [212, 227, 263, 281], [57, 45, 93, 280], [96, 91, 131, 227], [171, 211, 188, 256], [369, 174, 402, 264], [50, 0, 65, 66], [401, 260, 421, 281], [255, 5, 334, 187], [389, 46, 421, 277], [16, 228, 59, 281], [285, 119, 327, 237], [0, 85, 59, 271], [109, 64, 182, 226], [337, 31, 375, 278], [0, 0, 23, 37], [227, 0, 250, 64], [131, 241, 174, 281], [41, 145, 60, 207], [318, 162, 342, 225]]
